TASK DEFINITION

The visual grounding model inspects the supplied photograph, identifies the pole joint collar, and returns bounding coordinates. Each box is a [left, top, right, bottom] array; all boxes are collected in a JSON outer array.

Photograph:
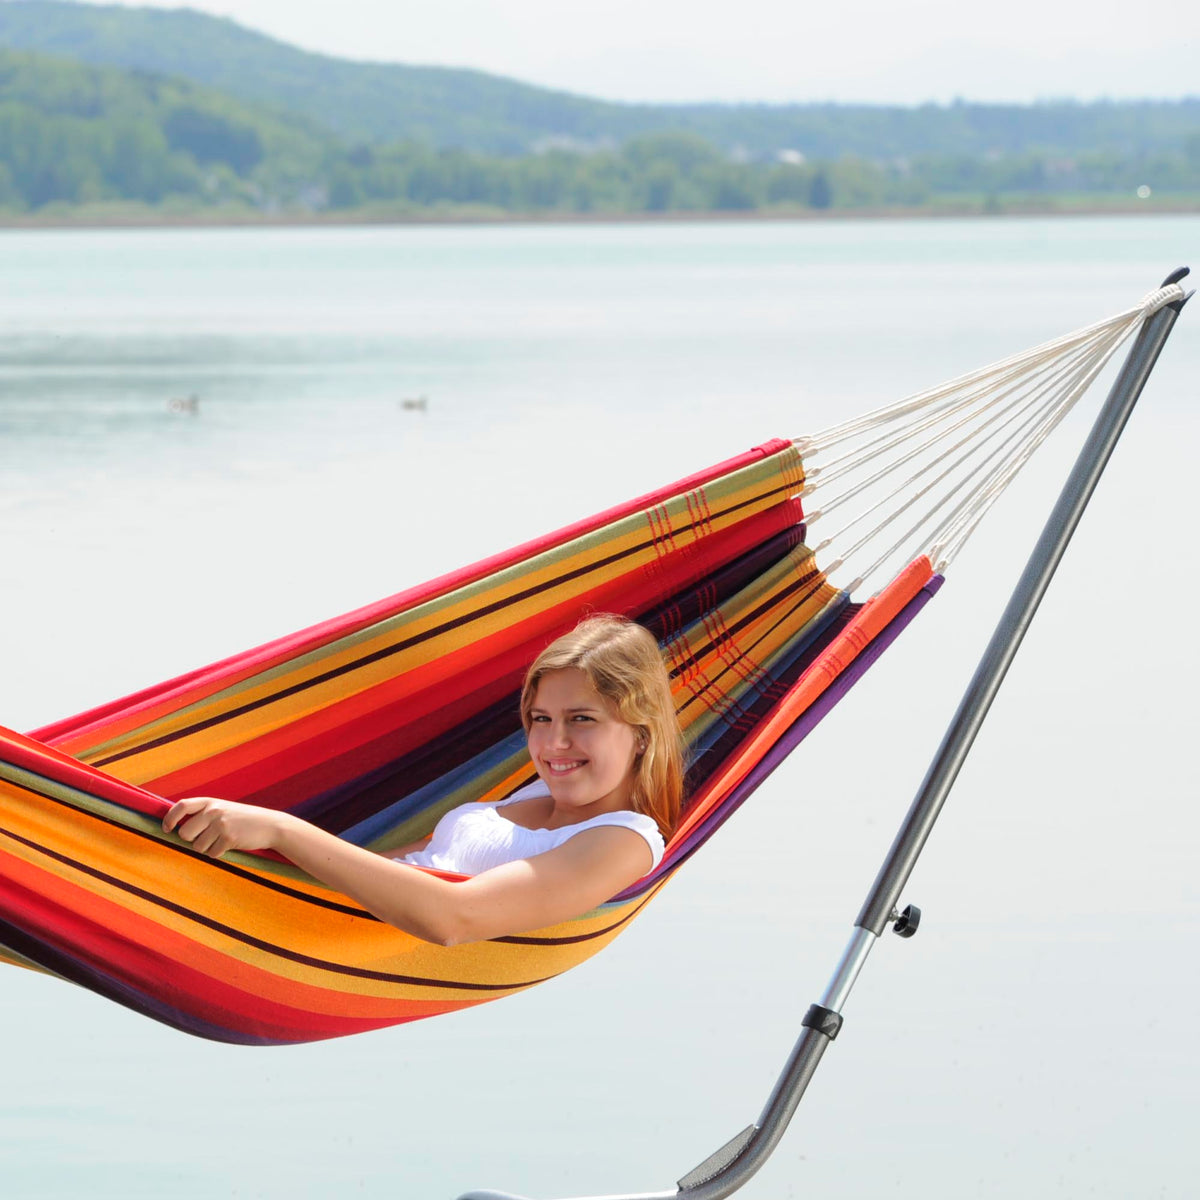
[[801, 1003, 844, 1041]]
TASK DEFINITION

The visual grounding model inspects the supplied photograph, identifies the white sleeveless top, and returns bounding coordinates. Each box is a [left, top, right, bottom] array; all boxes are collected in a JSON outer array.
[[401, 780, 665, 875]]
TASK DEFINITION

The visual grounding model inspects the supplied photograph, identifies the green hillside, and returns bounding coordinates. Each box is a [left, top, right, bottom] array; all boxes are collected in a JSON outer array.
[[0, 0, 609, 153], [0, 0, 1197, 160], [0, 4, 1196, 220], [0, 44, 337, 209]]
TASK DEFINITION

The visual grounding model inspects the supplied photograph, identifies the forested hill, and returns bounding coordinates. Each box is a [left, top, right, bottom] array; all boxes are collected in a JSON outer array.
[[0, 0, 609, 152], [0, 46, 340, 209], [0, 4, 1196, 219], [0, 0, 1197, 159]]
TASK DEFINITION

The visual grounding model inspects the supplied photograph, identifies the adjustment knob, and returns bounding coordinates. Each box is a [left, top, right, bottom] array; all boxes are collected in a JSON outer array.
[[892, 903, 921, 938]]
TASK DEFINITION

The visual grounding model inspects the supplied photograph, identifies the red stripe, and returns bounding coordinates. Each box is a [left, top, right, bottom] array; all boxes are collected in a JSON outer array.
[[0, 848, 481, 1041], [0, 725, 166, 818], [671, 556, 933, 847], [35, 441, 794, 748], [136, 500, 803, 801]]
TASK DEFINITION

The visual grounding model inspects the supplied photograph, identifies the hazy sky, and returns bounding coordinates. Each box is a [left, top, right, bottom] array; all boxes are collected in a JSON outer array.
[[83, 0, 1197, 105]]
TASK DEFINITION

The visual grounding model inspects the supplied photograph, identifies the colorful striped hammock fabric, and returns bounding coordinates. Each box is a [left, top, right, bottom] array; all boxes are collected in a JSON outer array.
[[0, 437, 939, 1044]]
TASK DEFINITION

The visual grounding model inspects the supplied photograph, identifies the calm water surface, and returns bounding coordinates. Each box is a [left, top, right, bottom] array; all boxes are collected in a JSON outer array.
[[1, 216, 1197, 1199]]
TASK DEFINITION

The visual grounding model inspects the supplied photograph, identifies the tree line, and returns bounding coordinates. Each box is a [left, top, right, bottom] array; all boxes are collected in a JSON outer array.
[[1, 49, 1197, 217], [323, 133, 1200, 215]]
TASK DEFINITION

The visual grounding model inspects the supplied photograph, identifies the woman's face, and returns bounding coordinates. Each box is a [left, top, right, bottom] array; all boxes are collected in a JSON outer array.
[[526, 668, 640, 816]]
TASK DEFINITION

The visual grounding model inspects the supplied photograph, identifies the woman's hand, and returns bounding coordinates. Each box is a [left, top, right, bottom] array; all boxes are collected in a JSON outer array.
[[163, 797, 289, 858]]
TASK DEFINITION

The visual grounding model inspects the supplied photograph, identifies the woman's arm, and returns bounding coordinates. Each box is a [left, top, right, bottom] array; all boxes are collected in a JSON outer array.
[[162, 798, 651, 946]]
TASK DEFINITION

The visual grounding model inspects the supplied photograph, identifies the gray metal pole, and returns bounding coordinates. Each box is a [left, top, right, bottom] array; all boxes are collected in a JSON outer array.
[[457, 273, 1190, 1200], [856, 279, 1188, 934]]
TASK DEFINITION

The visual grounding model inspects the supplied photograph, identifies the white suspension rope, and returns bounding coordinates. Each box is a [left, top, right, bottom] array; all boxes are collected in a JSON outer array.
[[815, 364, 1077, 565], [799, 284, 1182, 454], [836, 383, 1077, 592], [802, 283, 1183, 596], [804, 326, 1109, 490], [929, 313, 1141, 570], [806, 334, 1104, 528]]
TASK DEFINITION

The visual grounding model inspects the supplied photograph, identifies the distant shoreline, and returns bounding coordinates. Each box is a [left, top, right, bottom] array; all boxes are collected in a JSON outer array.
[[1, 199, 1195, 231]]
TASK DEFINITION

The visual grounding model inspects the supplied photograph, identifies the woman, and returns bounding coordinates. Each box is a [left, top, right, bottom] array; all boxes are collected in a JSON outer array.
[[163, 615, 684, 946]]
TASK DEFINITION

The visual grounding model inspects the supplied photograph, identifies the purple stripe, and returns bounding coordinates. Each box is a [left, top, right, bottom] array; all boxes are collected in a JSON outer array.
[[624, 576, 944, 893], [728, 576, 944, 803], [0, 916, 284, 1046]]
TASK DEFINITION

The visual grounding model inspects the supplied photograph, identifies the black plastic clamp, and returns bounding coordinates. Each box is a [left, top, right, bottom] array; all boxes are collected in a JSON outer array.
[[801, 1003, 843, 1041], [892, 903, 921, 938]]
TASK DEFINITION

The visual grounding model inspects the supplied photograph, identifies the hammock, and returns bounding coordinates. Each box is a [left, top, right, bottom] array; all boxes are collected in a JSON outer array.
[[0, 281, 1184, 1046]]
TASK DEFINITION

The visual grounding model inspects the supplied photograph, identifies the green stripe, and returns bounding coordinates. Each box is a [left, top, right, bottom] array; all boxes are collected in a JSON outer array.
[[75, 448, 800, 761]]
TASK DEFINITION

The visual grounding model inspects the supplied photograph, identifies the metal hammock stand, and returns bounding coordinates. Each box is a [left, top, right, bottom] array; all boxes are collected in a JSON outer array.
[[459, 266, 1192, 1200]]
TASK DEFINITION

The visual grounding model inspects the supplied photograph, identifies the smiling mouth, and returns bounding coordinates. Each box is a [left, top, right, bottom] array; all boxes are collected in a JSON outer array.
[[544, 759, 585, 776]]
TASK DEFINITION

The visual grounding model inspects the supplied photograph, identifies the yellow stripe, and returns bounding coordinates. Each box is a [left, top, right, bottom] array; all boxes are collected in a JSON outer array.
[[0, 777, 651, 1003], [79, 453, 801, 783]]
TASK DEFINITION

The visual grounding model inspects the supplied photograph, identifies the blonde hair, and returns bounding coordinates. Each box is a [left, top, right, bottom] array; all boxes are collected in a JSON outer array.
[[519, 615, 683, 840]]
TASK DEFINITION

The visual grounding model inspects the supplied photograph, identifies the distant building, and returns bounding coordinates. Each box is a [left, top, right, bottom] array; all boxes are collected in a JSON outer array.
[[531, 135, 615, 156]]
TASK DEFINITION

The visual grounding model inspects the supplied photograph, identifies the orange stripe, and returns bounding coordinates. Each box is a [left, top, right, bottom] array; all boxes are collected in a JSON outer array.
[[0, 843, 499, 1021], [672, 557, 933, 844]]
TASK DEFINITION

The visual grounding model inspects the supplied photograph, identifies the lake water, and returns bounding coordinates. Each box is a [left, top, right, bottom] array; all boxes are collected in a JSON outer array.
[[1, 216, 1197, 1199]]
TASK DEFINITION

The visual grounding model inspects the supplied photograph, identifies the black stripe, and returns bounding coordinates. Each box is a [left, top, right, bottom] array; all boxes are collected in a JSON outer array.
[[673, 563, 830, 722], [93, 479, 797, 766], [0, 822, 560, 993], [301, 527, 806, 833], [2, 774, 660, 963], [0, 915, 275, 1045], [492, 891, 655, 945], [3, 768, 373, 917]]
